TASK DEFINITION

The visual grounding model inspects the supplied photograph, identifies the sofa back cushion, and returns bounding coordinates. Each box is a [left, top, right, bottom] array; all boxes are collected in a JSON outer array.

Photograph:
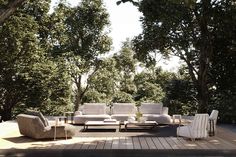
[[25, 109, 48, 127], [112, 103, 136, 114], [83, 103, 107, 115], [140, 103, 163, 114]]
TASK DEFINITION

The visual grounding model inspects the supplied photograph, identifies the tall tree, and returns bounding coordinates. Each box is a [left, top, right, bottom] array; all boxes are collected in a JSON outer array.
[[113, 40, 137, 95], [51, 0, 112, 111], [132, 0, 236, 112]]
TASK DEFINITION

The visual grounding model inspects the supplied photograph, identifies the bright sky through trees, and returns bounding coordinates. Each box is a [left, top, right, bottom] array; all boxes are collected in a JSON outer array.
[[50, 0, 181, 72]]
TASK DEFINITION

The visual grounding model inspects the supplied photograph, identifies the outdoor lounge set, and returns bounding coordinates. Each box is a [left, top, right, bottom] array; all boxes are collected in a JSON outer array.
[[16, 103, 219, 141], [73, 102, 172, 124]]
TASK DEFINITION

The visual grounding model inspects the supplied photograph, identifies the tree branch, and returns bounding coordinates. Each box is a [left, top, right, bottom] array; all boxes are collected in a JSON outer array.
[[0, 0, 26, 25]]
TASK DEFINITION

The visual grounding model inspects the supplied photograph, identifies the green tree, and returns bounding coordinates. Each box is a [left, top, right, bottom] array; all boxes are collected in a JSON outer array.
[[113, 40, 137, 95], [0, 0, 72, 120], [88, 58, 119, 104], [51, 0, 112, 111], [132, 0, 236, 112]]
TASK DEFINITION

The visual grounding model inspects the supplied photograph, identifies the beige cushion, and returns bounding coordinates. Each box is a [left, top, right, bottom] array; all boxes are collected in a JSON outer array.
[[83, 103, 107, 115], [112, 103, 136, 114], [140, 103, 163, 114], [26, 109, 48, 127]]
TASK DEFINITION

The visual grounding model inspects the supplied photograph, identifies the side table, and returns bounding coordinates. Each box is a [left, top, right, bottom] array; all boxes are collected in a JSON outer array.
[[54, 118, 68, 140], [209, 119, 215, 136], [173, 114, 182, 125], [64, 112, 74, 124]]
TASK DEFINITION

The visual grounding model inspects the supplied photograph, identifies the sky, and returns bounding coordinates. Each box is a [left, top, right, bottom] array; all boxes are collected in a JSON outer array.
[[50, 0, 181, 72]]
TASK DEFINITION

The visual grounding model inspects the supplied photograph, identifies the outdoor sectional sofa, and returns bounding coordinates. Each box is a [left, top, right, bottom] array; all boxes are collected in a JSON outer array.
[[73, 102, 172, 125]]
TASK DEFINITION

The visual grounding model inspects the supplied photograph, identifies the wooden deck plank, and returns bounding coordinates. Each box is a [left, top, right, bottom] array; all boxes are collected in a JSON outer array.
[[111, 137, 119, 149], [158, 137, 172, 149], [152, 137, 165, 149], [118, 137, 126, 149], [139, 137, 149, 149], [126, 137, 134, 149], [175, 137, 191, 149], [165, 137, 179, 149], [88, 138, 97, 149], [80, 137, 91, 150], [132, 137, 141, 149], [104, 137, 113, 149], [171, 137, 186, 149], [145, 137, 156, 149], [207, 136, 236, 150], [96, 138, 105, 149]]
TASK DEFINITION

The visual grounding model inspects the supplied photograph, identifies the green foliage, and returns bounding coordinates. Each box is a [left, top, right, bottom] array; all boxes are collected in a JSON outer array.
[[136, 82, 165, 103], [132, 0, 236, 114], [82, 90, 106, 103], [50, 0, 112, 111], [164, 78, 197, 115], [0, 0, 72, 120], [112, 91, 134, 103]]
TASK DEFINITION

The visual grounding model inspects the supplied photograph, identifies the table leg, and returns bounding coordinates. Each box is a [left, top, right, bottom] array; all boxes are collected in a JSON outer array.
[[54, 126, 56, 140]]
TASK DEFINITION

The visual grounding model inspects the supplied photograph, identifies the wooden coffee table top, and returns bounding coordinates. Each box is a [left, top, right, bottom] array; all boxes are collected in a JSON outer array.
[[85, 121, 120, 126], [124, 120, 157, 125]]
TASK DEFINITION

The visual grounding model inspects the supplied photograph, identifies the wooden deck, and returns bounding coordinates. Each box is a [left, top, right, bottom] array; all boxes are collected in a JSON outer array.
[[0, 121, 236, 156]]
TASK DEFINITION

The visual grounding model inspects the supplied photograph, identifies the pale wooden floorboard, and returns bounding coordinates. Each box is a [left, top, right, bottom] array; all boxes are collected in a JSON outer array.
[[132, 137, 141, 149], [139, 137, 149, 149], [152, 137, 165, 149]]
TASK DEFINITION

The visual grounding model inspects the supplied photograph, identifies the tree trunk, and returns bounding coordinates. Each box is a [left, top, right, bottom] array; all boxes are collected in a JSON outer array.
[[1, 105, 13, 121], [0, 0, 26, 25], [74, 91, 82, 112], [196, 0, 212, 113]]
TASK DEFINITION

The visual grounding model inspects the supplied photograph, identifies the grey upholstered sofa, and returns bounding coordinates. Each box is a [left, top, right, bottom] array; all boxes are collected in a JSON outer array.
[[17, 114, 75, 139], [110, 103, 137, 122], [139, 103, 172, 124], [73, 103, 111, 124]]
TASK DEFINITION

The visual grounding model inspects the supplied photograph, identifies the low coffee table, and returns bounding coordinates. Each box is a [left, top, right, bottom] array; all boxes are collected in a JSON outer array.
[[84, 121, 121, 131], [124, 121, 158, 130]]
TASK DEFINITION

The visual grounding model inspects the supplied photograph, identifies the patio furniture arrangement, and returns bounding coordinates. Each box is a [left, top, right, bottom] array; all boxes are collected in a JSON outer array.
[[17, 113, 75, 139], [73, 102, 172, 125], [177, 114, 209, 140]]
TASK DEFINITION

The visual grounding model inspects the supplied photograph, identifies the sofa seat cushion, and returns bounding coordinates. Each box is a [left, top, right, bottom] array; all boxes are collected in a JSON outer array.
[[111, 114, 136, 122], [74, 114, 111, 124], [143, 114, 172, 124]]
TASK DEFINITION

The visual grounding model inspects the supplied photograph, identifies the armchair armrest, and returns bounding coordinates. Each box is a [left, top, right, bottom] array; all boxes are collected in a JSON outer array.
[[74, 111, 82, 116], [162, 107, 169, 115]]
